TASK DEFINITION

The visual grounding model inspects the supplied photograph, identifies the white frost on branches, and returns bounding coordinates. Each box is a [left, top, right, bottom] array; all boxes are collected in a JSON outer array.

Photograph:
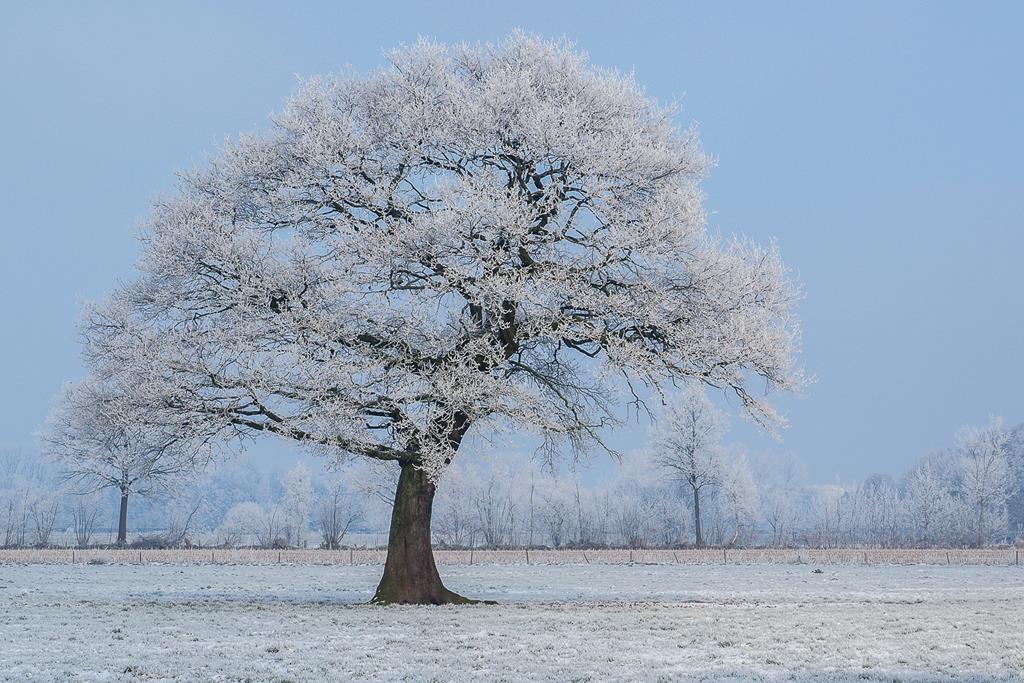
[[651, 385, 725, 546], [78, 33, 803, 480], [956, 417, 1013, 546], [281, 463, 313, 547], [42, 377, 210, 499], [651, 386, 724, 491]]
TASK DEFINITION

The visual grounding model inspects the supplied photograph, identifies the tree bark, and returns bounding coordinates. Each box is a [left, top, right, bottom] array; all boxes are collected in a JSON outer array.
[[692, 486, 703, 549], [977, 503, 985, 548], [729, 508, 740, 548], [116, 491, 129, 548], [371, 462, 476, 605]]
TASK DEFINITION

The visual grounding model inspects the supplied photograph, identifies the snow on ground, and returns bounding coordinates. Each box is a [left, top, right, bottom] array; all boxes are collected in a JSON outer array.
[[1, 563, 1022, 682]]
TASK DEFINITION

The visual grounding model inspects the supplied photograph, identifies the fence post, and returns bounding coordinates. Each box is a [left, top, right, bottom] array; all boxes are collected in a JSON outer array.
[[1016, 550, 1019, 566], [864, 551, 868, 565], [583, 551, 589, 565], [139, 551, 142, 565], [723, 549, 727, 563], [629, 549, 633, 564], [946, 551, 950, 565], [349, 547, 353, 565], [72, 550, 75, 564], [278, 551, 281, 564], [525, 547, 530, 565], [470, 548, 474, 565]]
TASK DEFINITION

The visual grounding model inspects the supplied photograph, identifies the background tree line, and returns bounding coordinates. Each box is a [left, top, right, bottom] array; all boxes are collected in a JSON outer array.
[[3, 417, 1021, 550]]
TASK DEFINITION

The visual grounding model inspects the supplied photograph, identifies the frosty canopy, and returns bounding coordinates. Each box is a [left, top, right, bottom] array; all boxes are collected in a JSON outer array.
[[81, 33, 804, 478]]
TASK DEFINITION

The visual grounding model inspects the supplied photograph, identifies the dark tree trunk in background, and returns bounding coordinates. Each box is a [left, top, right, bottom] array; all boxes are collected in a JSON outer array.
[[372, 462, 476, 605], [692, 486, 703, 549], [116, 491, 129, 547]]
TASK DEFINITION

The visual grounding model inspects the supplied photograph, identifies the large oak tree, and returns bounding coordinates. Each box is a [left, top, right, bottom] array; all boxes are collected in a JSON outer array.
[[76, 34, 803, 603]]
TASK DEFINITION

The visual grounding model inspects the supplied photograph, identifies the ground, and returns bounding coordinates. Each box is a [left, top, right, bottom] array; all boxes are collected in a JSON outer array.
[[1, 563, 1022, 682]]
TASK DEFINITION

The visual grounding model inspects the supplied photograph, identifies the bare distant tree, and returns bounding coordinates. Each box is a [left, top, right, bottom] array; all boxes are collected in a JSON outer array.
[[613, 480, 656, 548], [805, 485, 845, 549], [471, 473, 517, 548], [1, 448, 59, 548], [538, 482, 574, 548], [257, 503, 285, 548], [652, 386, 725, 548], [318, 480, 362, 549], [281, 464, 313, 548], [42, 378, 209, 546], [1006, 426, 1024, 541], [162, 499, 203, 548], [432, 465, 477, 548], [527, 472, 537, 548], [2, 498, 27, 548], [756, 452, 805, 548], [71, 498, 101, 548], [28, 494, 59, 548], [718, 451, 759, 547], [219, 502, 265, 548]]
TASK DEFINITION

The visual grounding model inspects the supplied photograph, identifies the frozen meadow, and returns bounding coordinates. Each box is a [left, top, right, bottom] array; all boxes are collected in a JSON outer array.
[[2, 562, 1022, 682]]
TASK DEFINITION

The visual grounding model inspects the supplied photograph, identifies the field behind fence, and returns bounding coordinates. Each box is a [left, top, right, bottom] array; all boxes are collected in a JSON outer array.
[[0, 547, 1021, 566]]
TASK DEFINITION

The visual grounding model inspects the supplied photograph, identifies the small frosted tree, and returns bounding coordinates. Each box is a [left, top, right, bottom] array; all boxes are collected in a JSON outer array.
[[75, 34, 802, 602], [71, 496, 102, 548], [42, 378, 207, 546], [317, 477, 362, 549], [537, 480, 575, 548], [756, 451, 805, 548], [905, 461, 957, 546], [956, 418, 1013, 547], [1, 448, 57, 548], [652, 386, 725, 548], [281, 463, 313, 548], [718, 451, 760, 547], [219, 501, 264, 547]]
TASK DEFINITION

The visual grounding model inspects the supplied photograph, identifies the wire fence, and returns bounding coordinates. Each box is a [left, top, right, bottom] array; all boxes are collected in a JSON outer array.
[[0, 547, 1021, 566]]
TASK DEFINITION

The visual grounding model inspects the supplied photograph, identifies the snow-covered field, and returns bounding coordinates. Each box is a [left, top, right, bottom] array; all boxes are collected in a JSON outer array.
[[2, 563, 1022, 682]]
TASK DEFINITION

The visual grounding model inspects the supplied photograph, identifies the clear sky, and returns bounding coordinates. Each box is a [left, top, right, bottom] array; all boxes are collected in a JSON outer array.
[[1, 1, 1021, 483]]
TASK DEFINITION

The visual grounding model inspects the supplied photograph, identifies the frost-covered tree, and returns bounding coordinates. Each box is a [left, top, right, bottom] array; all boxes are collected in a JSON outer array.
[[281, 463, 313, 548], [537, 480, 575, 548], [905, 461, 957, 547], [27, 492, 60, 548], [219, 501, 266, 547], [805, 484, 845, 548], [76, 34, 802, 602], [1, 448, 59, 548], [1006, 424, 1024, 541], [317, 477, 362, 549], [432, 464, 478, 547], [652, 386, 725, 547], [754, 450, 805, 548], [956, 418, 1013, 547], [42, 378, 208, 546], [847, 474, 902, 548], [718, 451, 760, 547]]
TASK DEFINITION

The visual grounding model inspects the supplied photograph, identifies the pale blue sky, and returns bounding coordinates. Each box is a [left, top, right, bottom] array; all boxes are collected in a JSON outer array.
[[1, 1, 1021, 483]]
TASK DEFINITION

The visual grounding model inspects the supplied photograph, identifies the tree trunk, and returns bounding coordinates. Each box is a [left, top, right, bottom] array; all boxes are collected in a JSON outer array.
[[116, 491, 129, 548], [977, 503, 985, 548], [693, 487, 703, 549], [729, 508, 740, 548], [371, 462, 476, 605]]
